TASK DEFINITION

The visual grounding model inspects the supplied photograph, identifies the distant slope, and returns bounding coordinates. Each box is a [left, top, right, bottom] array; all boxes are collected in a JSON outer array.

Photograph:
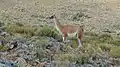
[[0, 0, 120, 33]]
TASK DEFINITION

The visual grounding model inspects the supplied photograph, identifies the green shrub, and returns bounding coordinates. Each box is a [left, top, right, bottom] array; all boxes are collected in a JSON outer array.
[[57, 51, 90, 64], [84, 33, 113, 44], [34, 26, 62, 41], [109, 46, 120, 58], [71, 12, 90, 21], [28, 36, 49, 49], [99, 34, 113, 43], [74, 56, 89, 64], [99, 44, 111, 52], [4, 23, 36, 37], [58, 54, 75, 61], [109, 40, 120, 46], [84, 32, 98, 37], [83, 33, 114, 54], [4, 23, 62, 40], [71, 39, 78, 48], [0, 45, 3, 50]]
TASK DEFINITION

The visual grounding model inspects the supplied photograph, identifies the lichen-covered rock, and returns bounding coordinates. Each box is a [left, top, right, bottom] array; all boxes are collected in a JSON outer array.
[[0, 60, 16, 67]]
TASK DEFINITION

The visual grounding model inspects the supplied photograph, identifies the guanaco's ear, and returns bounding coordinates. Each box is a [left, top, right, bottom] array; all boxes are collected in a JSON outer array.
[[46, 15, 54, 19]]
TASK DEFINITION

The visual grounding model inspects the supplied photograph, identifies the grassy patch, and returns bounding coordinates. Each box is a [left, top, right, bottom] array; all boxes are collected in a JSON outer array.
[[0, 45, 8, 51], [4, 23, 62, 40], [98, 34, 113, 43], [83, 33, 114, 44], [56, 53, 89, 65], [82, 33, 115, 55]]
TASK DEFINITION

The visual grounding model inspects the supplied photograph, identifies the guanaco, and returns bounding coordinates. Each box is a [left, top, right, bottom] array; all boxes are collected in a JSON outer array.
[[47, 15, 84, 47]]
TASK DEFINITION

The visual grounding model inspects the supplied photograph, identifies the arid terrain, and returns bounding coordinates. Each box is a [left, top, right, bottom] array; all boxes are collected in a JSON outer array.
[[0, 0, 120, 67]]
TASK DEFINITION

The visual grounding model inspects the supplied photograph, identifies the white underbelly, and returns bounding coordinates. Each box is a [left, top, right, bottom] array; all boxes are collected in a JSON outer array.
[[67, 32, 77, 37]]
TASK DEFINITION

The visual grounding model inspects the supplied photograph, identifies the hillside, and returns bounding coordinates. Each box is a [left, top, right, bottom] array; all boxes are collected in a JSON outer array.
[[0, 0, 120, 67]]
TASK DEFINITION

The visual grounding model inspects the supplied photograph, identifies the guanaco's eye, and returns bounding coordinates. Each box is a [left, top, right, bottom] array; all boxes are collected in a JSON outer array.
[[49, 16, 54, 19]]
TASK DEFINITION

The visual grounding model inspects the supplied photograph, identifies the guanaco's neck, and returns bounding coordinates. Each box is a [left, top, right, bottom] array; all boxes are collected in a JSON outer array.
[[53, 17, 62, 32]]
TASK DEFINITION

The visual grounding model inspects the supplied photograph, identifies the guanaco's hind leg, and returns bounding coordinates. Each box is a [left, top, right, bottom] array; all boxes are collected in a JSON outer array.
[[77, 38, 82, 47], [62, 37, 65, 42], [77, 32, 83, 47]]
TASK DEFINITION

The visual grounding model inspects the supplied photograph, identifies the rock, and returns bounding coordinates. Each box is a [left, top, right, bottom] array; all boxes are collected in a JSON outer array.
[[0, 37, 38, 67], [46, 41, 62, 53], [0, 60, 15, 67], [0, 63, 6, 67], [45, 42, 61, 61], [48, 37, 57, 42], [0, 32, 10, 37], [22, 53, 36, 61], [6, 41, 18, 51], [3, 37, 36, 61], [68, 63, 76, 67]]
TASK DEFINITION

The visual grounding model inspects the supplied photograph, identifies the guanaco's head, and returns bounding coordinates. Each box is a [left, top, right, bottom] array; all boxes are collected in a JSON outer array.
[[47, 15, 56, 19], [46, 15, 57, 24]]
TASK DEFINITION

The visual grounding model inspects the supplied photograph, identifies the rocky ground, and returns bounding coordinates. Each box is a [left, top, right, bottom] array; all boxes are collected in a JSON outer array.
[[0, 0, 120, 67], [0, 25, 119, 67]]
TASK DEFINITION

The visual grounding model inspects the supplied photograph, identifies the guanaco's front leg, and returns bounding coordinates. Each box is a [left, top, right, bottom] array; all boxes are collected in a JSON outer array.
[[63, 33, 67, 42]]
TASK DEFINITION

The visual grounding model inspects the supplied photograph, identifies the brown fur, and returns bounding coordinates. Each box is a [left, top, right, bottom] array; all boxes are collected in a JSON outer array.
[[60, 24, 84, 39]]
